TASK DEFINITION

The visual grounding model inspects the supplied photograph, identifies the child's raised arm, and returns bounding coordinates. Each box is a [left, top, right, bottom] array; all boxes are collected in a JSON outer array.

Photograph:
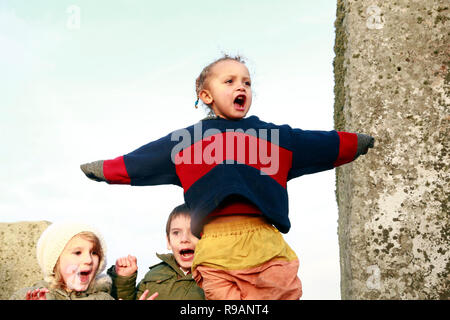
[[115, 255, 138, 277]]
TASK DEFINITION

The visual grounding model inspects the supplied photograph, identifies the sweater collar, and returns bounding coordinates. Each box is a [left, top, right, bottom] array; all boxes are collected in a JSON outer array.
[[201, 115, 259, 122]]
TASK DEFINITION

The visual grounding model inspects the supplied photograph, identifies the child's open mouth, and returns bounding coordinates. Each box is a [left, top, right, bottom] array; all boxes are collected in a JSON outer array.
[[179, 249, 195, 261], [234, 95, 246, 111], [78, 270, 92, 283]]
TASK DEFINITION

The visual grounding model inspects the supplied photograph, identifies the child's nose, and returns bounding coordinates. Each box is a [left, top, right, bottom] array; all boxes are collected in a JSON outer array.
[[181, 233, 190, 242], [82, 252, 93, 264]]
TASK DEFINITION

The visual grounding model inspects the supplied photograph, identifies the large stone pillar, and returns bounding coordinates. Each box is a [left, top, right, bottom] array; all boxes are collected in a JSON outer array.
[[334, 0, 449, 299], [0, 221, 51, 299]]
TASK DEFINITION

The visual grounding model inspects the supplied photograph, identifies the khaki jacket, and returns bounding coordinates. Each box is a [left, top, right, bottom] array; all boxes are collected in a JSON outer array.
[[9, 275, 114, 300], [108, 253, 204, 300]]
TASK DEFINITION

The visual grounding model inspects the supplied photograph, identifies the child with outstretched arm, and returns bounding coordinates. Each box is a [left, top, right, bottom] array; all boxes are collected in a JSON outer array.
[[81, 55, 374, 300]]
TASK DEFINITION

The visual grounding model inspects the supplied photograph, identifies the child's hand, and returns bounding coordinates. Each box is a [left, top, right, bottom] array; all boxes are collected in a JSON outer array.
[[25, 288, 49, 300], [115, 254, 138, 277], [356, 133, 375, 156], [80, 160, 106, 182], [138, 290, 159, 300]]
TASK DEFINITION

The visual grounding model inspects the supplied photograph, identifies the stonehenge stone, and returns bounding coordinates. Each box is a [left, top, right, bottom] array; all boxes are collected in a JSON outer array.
[[0, 221, 51, 299], [334, 0, 449, 299]]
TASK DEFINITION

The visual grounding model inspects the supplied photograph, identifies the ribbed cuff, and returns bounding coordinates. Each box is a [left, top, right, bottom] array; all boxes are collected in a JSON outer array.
[[80, 160, 105, 182], [355, 133, 375, 158]]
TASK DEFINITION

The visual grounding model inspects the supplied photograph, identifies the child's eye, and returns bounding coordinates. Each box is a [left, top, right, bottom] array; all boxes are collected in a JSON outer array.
[[245, 81, 251, 86], [225, 79, 233, 84], [73, 251, 82, 255]]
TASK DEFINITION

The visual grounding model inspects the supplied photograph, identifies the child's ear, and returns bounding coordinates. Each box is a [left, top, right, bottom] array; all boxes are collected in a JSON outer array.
[[166, 236, 172, 251], [199, 89, 213, 105]]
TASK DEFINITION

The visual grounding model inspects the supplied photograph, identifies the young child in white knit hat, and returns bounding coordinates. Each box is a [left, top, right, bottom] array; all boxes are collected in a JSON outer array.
[[9, 221, 114, 300]]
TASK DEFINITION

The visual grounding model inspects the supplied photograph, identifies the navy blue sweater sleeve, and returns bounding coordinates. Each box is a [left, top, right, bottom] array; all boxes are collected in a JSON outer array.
[[85, 132, 182, 187], [287, 128, 341, 180], [122, 133, 181, 186]]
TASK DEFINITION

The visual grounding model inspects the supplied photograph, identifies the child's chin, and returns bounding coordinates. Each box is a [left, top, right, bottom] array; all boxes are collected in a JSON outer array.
[[178, 262, 192, 270], [66, 279, 91, 292], [69, 284, 90, 292]]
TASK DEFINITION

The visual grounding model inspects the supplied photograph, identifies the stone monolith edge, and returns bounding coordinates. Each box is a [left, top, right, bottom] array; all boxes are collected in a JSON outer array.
[[334, 0, 449, 299]]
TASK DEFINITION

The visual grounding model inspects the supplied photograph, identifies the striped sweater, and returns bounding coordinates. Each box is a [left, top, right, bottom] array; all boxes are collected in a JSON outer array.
[[81, 115, 374, 237]]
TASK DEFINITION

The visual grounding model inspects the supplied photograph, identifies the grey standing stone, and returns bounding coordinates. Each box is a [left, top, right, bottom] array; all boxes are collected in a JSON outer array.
[[0, 221, 51, 300], [334, 0, 449, 299]]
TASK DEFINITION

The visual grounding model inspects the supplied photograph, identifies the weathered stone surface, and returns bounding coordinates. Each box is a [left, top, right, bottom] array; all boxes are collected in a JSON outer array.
[[334, 0, 449, 299], [0, 221, 51, 300]]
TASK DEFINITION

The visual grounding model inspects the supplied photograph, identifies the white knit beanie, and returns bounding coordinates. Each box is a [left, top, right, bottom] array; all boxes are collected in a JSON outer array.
[[36, 221, 107, 284]]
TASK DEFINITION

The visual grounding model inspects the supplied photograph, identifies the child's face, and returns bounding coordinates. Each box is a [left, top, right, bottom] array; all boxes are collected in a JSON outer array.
[[166, 214, 199, 273], [57, 234, 100, 292], [200, 60, 252, 120]]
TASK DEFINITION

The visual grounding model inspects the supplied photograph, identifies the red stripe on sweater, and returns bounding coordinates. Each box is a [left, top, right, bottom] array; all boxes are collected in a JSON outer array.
[[103, 156, 131, 184], [175, 132, 292, 192], [334, 132, 358, 167]]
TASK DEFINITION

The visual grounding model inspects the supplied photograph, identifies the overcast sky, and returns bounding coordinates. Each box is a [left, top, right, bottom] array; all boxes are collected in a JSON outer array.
[[1, 0, 341, 299]]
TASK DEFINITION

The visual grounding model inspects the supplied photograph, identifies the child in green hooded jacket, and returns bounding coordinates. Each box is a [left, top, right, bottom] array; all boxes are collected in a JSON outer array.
[[107, 204, 204, 300]]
